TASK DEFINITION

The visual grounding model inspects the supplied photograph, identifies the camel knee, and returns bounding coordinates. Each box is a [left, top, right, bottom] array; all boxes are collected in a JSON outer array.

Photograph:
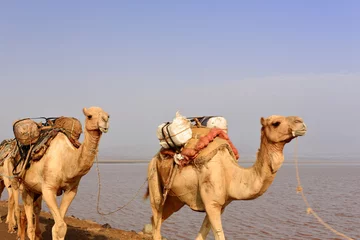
[[15, 205, 21, 218], [150, 196, 162, 209]]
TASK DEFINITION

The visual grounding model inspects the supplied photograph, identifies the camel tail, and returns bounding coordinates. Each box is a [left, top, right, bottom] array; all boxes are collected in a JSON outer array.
[[143, 183, 150, 200]]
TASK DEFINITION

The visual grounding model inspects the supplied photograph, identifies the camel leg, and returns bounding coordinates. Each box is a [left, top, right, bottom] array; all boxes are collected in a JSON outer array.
[[19, 206, 27, 240], [42, 187, 67, 240], [59, 188, 78, 218], [0, 180, 4, 224], [196, 204, 228, 240], [0, 180, 5, 199], [3, 159, 17, 232], [22, 189, 36, 240], [12, 187, 22, 238], [204, 204, 224, 240], [149, 196, 184, 240], [150, 202, 163, 240], [34, 196, 43, 240], [5, 183, 17, 233], [198, 158, 226, 240], [148, 158, 164, 240], [196, 215, 212, 240]]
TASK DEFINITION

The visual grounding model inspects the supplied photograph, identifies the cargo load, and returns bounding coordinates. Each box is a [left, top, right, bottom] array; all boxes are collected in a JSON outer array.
[[156, 112, 192, 149], [13, 119, 41, 145], [198, 116, 228, 133]]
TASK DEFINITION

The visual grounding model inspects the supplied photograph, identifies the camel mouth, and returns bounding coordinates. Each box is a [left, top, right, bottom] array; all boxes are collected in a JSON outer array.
[[292, 129, 307, 137], [291, 122, 307, 137], [99, 127, 109, 133]]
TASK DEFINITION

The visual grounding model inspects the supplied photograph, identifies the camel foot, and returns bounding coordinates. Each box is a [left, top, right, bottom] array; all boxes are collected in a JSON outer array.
[[35, 235, 43, 240], [8, 227, 16, 234]]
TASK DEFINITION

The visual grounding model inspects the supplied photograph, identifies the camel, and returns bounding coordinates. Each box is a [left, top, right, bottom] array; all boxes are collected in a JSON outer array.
[[15, 106, 109, 240], [0, 157, 21, 234], [0, 139, 39, 239], [146, 115, 307, 240]]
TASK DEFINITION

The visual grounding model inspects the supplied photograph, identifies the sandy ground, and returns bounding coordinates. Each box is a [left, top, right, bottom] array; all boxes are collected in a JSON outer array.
[[0, 200, 152, 240]]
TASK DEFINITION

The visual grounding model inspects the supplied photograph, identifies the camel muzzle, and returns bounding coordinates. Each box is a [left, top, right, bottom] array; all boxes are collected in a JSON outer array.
[[99, 127, 109, 133], [292, 123, 307, 137]]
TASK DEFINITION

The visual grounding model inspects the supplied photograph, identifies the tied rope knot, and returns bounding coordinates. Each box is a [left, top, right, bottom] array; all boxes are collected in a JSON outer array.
[[307, 208, 313, 215]]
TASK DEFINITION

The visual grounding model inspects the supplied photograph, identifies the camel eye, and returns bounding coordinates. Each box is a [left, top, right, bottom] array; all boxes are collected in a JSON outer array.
[[272, 121, 281, 127], [87, 115, 92, 120]]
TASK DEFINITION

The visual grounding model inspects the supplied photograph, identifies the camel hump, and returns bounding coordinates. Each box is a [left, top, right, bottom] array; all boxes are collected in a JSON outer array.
[[194, 137, 238, 166], [159, 126, 239, 169], [53, 117, 82, 141]]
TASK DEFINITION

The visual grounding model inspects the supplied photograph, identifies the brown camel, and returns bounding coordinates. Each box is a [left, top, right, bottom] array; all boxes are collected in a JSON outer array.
[[146, 115, 307, 240], [16, 106, 109, 240]]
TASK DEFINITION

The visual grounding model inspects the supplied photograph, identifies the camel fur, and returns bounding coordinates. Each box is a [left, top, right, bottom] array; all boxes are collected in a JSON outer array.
[[15, 106, 109, 240], [146, 115, 307, 240]]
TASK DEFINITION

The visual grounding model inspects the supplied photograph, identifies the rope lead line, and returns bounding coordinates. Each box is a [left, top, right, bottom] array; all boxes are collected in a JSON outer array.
[[294, 138, 354, 240], [95, 155, 150, 216]]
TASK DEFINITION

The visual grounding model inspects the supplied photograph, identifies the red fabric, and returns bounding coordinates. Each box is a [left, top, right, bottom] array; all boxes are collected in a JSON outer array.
[[160, 128, 239, 168]]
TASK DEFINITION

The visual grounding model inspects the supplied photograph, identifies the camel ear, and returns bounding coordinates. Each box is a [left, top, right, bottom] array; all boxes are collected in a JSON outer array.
[[260, 117, 266, 126], [83, 108, 89, 116]]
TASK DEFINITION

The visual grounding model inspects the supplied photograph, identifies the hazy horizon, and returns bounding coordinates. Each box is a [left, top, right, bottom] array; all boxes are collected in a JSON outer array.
[[1, 2, 359, 162]]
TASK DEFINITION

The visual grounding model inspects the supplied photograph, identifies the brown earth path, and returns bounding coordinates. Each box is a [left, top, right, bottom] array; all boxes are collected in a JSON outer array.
[[0, 200, 151, 240]]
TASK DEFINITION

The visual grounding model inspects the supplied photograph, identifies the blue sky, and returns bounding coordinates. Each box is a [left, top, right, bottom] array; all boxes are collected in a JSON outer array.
[[1, 1, 359, 161]]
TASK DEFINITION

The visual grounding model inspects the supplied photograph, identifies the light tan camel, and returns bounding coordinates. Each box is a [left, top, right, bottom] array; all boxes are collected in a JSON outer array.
[[17, 106, 109, 240], [0, 157, 20, 234], [146, 115, 307, 240], [0, 145, 35, 239]]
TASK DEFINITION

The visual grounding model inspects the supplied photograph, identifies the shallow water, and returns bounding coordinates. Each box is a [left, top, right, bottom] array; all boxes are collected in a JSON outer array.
[[10, 163, 360, 240]]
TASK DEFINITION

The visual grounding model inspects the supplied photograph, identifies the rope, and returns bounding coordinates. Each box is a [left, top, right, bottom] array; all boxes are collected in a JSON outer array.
[[294, 138, 354, 240], [162, 162, 178, 205], [95, 155, 151, 215], [0, 173, 18, 179]]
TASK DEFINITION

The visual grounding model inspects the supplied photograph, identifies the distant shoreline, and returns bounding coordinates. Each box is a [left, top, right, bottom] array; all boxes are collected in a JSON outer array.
[[97, 160, 360, 165]]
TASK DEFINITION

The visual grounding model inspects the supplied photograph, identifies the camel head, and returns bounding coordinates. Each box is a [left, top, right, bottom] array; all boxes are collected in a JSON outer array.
[[82, 107, 110, 133], [260, 115, 307, 144]]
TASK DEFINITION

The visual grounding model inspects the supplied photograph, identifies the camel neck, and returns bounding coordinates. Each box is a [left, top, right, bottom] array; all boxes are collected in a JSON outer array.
[[229, 131, 285, 200], [253, 132, 285, 177], [77, 128, 101, 176]]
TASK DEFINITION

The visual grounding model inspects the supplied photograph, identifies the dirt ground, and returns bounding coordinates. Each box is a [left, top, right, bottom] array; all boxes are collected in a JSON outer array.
[[0, 200, 152, 240]]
